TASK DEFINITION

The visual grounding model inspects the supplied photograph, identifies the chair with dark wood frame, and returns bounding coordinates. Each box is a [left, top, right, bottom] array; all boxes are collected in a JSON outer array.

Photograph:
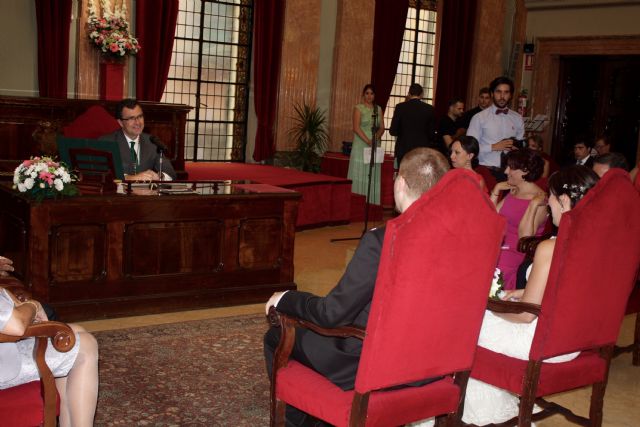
[[468, 169, 640, 426], [0, 279, 76, 427], [268, 170, 506, 426]]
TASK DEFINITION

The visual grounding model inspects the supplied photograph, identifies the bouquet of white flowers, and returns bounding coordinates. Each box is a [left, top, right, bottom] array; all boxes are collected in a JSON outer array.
[[13, 156, 79, 201], [489, 268, 505, 300]]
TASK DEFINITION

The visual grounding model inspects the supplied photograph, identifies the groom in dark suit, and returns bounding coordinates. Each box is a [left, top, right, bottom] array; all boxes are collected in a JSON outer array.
[[100, 99, 177, 181], [264, 148, 450, 426], [389, 83, 436, 166]]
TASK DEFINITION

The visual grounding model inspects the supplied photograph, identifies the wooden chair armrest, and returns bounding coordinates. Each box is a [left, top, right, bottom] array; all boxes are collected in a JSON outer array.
[[268, 307, 366, 340], [487, 298, 541, 316], [0, 321, 76, 352], [0, 277, 31, 302], [518, 234, 553, 257]]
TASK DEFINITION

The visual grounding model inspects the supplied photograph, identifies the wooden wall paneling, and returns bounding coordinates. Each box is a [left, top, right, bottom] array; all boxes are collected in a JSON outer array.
[[274, 0, 323, 152], [531, 36, 640, 157], [512, 0, 528, 97], [238, 217, 282, 270], [328, 0, 375, 152], [49, 224, 106, 284], [466, 0, 507, 107]]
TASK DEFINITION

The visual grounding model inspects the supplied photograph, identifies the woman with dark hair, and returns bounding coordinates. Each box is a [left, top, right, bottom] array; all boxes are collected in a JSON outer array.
[[449, 135, 488, 192], [491, 149, 548, 289], [526, 134, 554, 178], [347, 84, 385, 205], [459, 166, 600, 425]]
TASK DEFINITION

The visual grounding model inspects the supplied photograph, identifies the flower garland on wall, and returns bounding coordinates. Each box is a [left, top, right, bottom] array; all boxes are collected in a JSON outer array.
[[87, 0, 140, 60]]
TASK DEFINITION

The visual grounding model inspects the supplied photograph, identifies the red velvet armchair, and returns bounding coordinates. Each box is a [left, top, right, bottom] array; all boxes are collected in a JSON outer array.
[[0, 280, 76, 427], [470, 169, 640, 426], [270, 170, 506, 426]]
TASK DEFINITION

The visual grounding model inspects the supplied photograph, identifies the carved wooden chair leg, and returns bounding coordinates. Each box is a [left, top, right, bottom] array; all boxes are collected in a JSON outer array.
[[273, 399, 286, 427], [517, 361, 541, 427], [588, 381, 607, 427], [633, 312, 640, 366]]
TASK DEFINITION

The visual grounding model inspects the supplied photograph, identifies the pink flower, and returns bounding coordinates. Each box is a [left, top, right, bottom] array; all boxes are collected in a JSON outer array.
[[39, 171, 54, 185], [110, 43, 119, 52], [22, 160, 32, 167]]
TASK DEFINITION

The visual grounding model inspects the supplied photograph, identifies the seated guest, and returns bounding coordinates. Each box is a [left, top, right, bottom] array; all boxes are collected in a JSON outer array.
[[1, 288, 99, 427], [449, 135, 488, 193], [525, 134, 555, 178], [594, 135, 611, 156], [100, 99, 177, 181], [264, 148, 450, 426], [490, 149, 547, 290], [461, 166, 599, 425], [593, 152, 629, 177], [573, 139, 594, 168]]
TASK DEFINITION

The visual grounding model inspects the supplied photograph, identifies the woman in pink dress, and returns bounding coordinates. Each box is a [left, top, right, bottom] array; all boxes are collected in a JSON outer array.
[[490, 149, 548, 289]]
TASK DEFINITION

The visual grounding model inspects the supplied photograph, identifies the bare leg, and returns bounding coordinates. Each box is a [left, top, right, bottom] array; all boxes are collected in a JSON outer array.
[[56, 324, 99, 427]]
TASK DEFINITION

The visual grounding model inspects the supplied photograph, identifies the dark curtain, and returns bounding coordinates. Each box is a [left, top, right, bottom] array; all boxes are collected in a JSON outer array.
[[136, 0, 180, 101], [35, 0, 72, 98], [252, 0, 285, 162], [370, 0, 409, 111], [433, 0, 477, 119]]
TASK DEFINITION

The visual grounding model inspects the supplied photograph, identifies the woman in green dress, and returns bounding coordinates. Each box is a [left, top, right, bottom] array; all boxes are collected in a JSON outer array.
[[348, 84, 385, 205]]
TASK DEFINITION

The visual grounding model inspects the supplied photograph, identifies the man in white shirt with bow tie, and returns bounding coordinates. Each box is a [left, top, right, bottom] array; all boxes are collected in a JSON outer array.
[[100, 99, 177, 181], [467, 76, 524, 181]]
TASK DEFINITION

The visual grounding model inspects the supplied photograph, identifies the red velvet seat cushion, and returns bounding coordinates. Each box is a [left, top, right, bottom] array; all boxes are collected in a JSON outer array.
[[471, 347, 607, 397], [0, 381, 45, 426], [277, 361, 460, 427]]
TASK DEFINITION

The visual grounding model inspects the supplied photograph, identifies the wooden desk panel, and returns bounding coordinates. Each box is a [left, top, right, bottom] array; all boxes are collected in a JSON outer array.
[[0, 184, 299, 321]]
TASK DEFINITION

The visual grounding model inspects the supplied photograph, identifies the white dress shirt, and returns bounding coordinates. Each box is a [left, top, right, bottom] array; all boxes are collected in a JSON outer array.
[[467, 105, 525, 168]]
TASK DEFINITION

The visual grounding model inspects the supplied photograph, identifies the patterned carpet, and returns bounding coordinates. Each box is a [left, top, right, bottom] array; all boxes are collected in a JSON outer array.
[[94, 315, 271, 426]]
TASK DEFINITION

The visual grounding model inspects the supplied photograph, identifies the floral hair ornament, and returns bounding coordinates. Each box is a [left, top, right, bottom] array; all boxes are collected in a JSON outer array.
[[562, 183, 587, 200]]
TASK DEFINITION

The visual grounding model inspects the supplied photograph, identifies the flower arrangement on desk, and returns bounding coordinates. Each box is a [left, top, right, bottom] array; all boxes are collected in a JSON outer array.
[[489, 268, 505, 300], [13, 157, 79, 202], [87, 0, 140, 60]]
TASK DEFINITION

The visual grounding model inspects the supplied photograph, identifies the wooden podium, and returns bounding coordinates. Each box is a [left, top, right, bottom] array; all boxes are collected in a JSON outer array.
[[0, 182, 300, 321]]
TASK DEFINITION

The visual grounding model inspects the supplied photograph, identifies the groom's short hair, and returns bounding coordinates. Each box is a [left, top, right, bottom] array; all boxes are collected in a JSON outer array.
[[399, 148, 450, 199]]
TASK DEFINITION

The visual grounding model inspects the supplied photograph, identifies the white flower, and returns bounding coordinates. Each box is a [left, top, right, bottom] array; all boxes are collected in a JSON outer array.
[[17, 183, 26, 192], [24, 178, 34, 189], [61, 171, 71, 183], [54, 179, 64, 191], [489, 268, 504, 299], [39, 183, 45, 189]]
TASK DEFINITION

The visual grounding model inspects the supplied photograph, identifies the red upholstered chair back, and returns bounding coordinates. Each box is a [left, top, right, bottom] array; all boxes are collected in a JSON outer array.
[[355, 169, 506, 393], [530, 169, 640, 360], [62, 105, 120, 139]]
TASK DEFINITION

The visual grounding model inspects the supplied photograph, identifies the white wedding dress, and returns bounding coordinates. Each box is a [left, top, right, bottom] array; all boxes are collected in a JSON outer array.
[[409, 299, 579, 426]]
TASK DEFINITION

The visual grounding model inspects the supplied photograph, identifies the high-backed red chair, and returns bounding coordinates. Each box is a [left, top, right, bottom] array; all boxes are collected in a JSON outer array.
[[0, 282, 76, 427], [470, 168, 640, 426], [269, 169, 506, 426], [62, 105, 120, 139]]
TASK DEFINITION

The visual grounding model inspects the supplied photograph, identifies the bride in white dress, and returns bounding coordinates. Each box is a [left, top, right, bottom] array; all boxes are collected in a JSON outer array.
[[410, 165, 600, 426]]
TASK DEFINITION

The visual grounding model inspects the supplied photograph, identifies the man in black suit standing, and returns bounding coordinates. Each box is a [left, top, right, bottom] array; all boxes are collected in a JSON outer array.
[[389, 83, 436, 166], [100, 99, 177, 180], [263, 147, 450, 426]]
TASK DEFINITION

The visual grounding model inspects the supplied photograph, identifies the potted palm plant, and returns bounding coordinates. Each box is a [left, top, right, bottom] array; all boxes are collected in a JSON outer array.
[[288, 103, 330, 173]]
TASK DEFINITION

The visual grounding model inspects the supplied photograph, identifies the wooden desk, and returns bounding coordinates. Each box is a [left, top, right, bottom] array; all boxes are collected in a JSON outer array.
[[0, 182, 299, 321]]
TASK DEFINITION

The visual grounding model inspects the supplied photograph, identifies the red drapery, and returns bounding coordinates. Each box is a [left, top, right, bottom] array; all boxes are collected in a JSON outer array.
[[433, 0, 477, 119], [35, 0, 72, 98], [252, 0, 285, 162], [370, 0, 409, 111], [135, 0, 180, 101]]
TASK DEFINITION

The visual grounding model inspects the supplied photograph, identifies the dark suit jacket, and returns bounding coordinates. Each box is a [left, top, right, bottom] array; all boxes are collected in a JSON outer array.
[[578, 155, 595, 169], [389, 98, 436, 165], [99, 130, 177, 179], [276, 226, 385, 390]]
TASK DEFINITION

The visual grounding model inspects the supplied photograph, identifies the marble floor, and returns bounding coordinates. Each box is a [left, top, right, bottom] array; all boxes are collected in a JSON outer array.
[[79, 220, 640, 426]]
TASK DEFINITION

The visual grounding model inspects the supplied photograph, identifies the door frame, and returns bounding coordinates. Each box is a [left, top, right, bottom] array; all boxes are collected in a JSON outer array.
[[531, 35, 640, 163]]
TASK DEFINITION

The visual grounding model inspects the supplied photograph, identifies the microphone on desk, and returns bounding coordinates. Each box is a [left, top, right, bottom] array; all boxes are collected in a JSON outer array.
[[149, 135, 168, 153], [149, 135, 168, 182]]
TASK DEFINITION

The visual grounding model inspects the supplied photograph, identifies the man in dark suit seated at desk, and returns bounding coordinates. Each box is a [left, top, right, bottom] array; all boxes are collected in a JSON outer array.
[[263, 147, 451, 426], [99, 99, 177, 181]]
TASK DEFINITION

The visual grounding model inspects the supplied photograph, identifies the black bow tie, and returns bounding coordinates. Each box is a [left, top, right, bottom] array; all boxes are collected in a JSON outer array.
[[495, 108, 509, 115]]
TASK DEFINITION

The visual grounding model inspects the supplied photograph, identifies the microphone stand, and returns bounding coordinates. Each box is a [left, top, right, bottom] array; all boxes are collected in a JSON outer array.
[[331, 106, 379, 243]]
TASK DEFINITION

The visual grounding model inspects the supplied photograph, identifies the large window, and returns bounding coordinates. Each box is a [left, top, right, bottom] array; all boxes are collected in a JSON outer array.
[[381, 1, 437, 154], [162, 0, 253, 161]]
